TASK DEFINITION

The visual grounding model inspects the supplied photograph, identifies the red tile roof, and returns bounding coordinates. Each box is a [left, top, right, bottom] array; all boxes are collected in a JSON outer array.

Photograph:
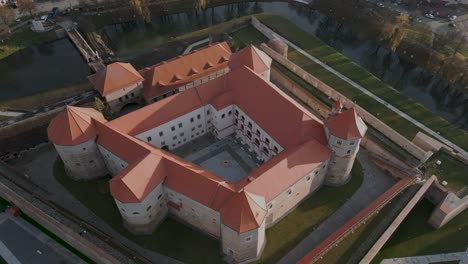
[[110, 153, 167, 203], [243, 139, 332, 202], [47, 106, 106, 146], [141, 42, 232, 100], [325, 107, 367, 140], [229, 45, 270, 74], [220, 191, 267, 233], [88, 62, 144, 96]]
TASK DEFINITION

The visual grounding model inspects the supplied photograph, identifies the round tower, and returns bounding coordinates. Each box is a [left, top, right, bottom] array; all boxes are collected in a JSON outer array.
[[324, 106, 367, 186], [47, 106, 108, 181]]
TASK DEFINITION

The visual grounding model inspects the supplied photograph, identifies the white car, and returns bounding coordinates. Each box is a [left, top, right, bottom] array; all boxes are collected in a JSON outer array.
[[425, 13, 435, 19], [376, 2, 384, 7], [448, 15, 457, 21]]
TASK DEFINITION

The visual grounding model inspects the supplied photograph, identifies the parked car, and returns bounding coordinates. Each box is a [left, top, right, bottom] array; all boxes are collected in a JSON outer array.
[[376, 2, 384, 8], [425, 13, 435, 19], [448, 22, 456, 28], [448, 15, 457, 21]]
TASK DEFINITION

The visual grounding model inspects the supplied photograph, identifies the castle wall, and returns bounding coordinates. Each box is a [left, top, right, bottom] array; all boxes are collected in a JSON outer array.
[[326, 154, 356, 186], [114, 183, 167, 234], [234, 106, 283, 161], [265, 161, 328, 227], [97, 145, 129, 176], [221, 221, 266, 263], [54, 138, 107, 181], [104, 82, 142, 103], [325, 127, 361, 157], [165, 187, 221, 238], [136, 106, 208, 150], [212, 105, 235, 139]]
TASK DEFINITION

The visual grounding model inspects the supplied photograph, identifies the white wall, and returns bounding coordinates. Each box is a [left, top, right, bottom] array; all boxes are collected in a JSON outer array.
[[115, 183, 167, 226], [135, 107, 208, 150], [54, 138, 107, 180], [97, 145, 129, 176], [165, 187, 221, 238], [325, 127, 361, 157], [104, 82, 142, 103], [234, 106, 283, 161], [221, 221, 265, 263], [211, 105, 235, 139]]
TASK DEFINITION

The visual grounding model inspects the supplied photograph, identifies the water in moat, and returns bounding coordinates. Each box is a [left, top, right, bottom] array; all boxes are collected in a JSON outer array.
[[1, 1, 466, 130]]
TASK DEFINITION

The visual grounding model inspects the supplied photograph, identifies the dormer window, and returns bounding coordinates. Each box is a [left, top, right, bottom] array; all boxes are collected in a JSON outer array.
[[337, 140, 342, 145]]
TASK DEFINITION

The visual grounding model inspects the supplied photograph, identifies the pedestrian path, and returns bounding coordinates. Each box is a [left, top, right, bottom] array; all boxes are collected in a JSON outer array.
[[252, 18, 468, 159], [381, 249, 468, 264]]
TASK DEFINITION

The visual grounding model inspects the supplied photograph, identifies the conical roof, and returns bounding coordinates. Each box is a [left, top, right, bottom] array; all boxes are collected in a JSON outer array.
[[220, 191, 267, 233], [325, 107, 367, 140], [88, 62, 144, 96], [47, 106, 106, 146]]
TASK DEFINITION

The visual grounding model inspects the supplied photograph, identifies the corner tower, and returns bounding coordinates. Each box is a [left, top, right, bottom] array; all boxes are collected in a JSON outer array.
[[324, 104, 367, 186], [47, 106, 108, 181]]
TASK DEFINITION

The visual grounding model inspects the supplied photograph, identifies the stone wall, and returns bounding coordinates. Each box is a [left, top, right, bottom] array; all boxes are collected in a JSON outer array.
[[428, 191, 468, 228], [255, 26, 432, 162], [221, 222, 265, 263]]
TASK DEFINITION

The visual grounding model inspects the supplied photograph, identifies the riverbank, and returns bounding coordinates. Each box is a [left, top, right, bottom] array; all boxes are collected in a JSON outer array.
[[0, 30, 42, 60]]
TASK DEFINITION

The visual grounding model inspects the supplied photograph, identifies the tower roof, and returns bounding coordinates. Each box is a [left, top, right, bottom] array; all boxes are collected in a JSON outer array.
[[88, 62, 144, 96], [220, 191, 267, 233], [47, 106, 106, 146], [325, 107, 367, 140], [229, 45, 271, 74]]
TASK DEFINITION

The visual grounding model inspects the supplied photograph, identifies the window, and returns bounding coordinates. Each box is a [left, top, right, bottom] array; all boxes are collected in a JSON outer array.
[[235, 119, 238, 125], [147, 137, 152, 142], [265, 138, 270, 144], [180, 132, 184, 137], [235, 110, 239, 116], [256, 129, 260, 135], [263, 147, 269, 155], [191, 127, 195, 131], [337, 140, 342, 145], [178, 123, 182, 128], [245, 236, 252, 242], [173, 136, 177, 140], [350, 141, 355, 145], [347, 150, 351, 154], [268, 204, 273, 209], [190, 117, 194, 123], [197, 114, 201, 119], [241, 125, 244, 130], [207, 120, 211, 124], [159, 131, 163, 137], [221, 114, 225, 119], [248, 122, 252, 128], [118, 98, 122, 102], [315, 171, 318, 175], [161, 141, 166, 146], [125, 95, 129, 99], [173, 144, 176, 147], [322, 164, 326, 169], [201, 130, 204, 133], [241, 115, 245, 121], [82, 147, 86, 151], [146, 206, 152, 211], [198, 124, 202, 128], [171, 126, 175, 131], [287, 189, 292, 196], [133, 212, 139, 215], [207, 110, 211, 115], [307, 176, 311, 181], [274, 146, 279, 153], [228, 110, 232, 116], [131, 92, 135, 97], [247, 131, 252, 139], [89, 160, 94, 163], [178, 141, 181, 144], [254, 138, 260, 146]]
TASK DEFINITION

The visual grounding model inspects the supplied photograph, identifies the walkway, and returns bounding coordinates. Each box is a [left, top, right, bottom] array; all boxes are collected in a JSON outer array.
[[381, 249, 468, 264], [254, 20, 468, 159], [278, 151, 395, 264], [8, 144, 180, 264], [0, 111, 23, 117], [183, 38, 210, 54]]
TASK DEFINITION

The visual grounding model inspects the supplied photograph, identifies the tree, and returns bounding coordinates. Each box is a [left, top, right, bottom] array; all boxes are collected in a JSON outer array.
[[94, 97, 110, 117], [0, 6, 14, 26], [129, 0, 150, 23], [381, 14, 409, 52], [16, 0, 36, 18], [195, 0, 208, 10]]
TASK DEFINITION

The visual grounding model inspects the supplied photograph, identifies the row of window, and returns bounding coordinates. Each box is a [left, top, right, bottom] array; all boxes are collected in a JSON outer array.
[[337, 140, 355, 146], [117, 92, 136, 102]]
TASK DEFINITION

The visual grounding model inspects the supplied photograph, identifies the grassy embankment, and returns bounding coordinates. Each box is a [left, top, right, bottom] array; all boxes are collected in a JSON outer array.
[[54, 157, 363, 264], [0, 30, 42, 60], [0, 82, 92, 111], [0, 197, 93, 263], [252, 14, 467, 152], [423, 151, 468, 193]]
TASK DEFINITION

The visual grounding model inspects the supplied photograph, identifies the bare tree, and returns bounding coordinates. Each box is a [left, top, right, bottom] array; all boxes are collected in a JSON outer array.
[[129, 0, 150, 23], [16, 0, 36, 18], [381, 14, 409, 52]]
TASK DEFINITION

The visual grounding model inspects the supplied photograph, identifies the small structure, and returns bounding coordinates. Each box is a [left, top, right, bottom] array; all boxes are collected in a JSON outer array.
[[267, 38, 288, 58]]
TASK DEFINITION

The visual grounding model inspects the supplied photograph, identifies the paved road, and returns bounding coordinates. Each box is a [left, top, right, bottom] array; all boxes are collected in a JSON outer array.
[[278, 151, 395, 264], [0, 213, 85, 264], [266, 30, 468, 159], [9, 144, 181, 264]]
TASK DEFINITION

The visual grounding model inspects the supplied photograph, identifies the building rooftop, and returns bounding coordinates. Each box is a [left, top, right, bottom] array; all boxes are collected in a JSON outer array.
[[88, 62, 144, 96]]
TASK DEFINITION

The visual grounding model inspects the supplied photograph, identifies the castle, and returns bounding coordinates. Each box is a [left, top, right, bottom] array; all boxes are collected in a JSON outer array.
[[47, 42, 367, 263]]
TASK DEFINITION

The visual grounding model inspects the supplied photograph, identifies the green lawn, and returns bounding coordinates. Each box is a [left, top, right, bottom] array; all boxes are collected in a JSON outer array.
[[371, 199, 468, 263], [54, 157, 363, 264], [0, 116, 9, 121], [0, 30, 42, 60], [423, 151, 468, 193], [252, 14, 468, 152]]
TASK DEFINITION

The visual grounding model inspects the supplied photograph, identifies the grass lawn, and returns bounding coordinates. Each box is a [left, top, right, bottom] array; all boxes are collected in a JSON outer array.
[[252, 14, 468, 151], [54, 157, 363, 264], [0, 115, 9, 121], [371, 199, 468, 263], [423, 151, 468, 193], [0, 30, 42, 60], [0, 82, 92, 111]]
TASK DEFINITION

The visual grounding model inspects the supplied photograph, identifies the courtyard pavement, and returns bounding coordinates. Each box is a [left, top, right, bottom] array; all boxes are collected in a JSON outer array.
[[0, 213, 85, 264], [8, 144, 181, 264], [278, 150, 395, 264]]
